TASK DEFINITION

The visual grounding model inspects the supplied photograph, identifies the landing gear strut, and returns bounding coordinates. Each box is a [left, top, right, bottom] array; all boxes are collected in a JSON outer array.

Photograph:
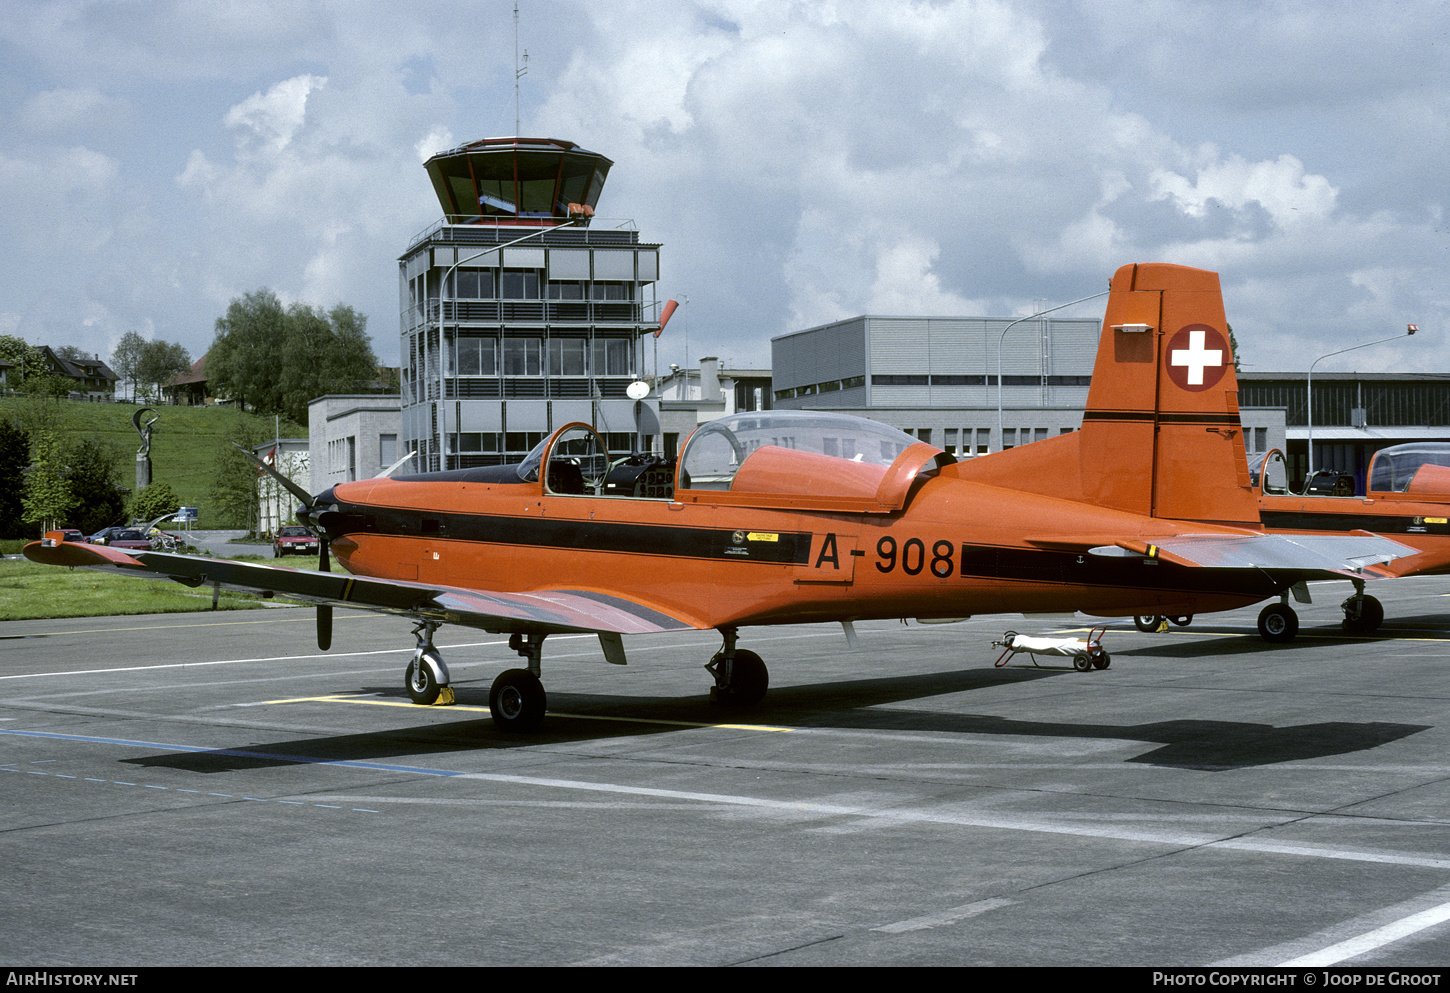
[[707, 628, 769, 706], [489, 633, 548, 732], [1341, 580, 1384, 635], [405, 620, 453, 705]]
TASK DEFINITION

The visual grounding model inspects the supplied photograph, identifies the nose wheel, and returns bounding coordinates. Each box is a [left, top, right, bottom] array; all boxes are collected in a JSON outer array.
[[404, 621, 453, 704]]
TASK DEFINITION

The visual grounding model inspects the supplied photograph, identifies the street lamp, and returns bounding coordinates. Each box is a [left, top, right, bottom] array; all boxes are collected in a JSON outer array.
[[1306, 324, 1417, 476], [996, 290, 1109, 451]]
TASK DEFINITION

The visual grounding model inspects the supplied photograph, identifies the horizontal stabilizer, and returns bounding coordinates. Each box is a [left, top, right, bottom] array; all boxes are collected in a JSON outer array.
[[1089, 533, 1413, 573]]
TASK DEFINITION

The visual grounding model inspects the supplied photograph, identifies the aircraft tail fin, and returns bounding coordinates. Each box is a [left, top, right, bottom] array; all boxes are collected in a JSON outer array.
[[952, 263, 1256, 526]]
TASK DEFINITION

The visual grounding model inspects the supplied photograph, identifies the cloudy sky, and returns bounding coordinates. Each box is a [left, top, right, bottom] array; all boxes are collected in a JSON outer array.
[[2, 0, 1445, 379]]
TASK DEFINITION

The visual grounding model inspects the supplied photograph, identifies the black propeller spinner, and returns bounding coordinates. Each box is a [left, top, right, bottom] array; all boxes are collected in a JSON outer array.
[[233, 444, 336, 650]]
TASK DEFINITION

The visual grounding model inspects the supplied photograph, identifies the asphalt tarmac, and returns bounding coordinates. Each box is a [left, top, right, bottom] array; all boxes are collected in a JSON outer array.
[[4, 577, 1450, 967]]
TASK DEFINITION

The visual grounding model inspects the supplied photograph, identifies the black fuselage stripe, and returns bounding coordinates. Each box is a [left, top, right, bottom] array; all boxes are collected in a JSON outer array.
[[1261, 511, 1449, 536], [333, 504, 813, 565], [1083, 410, 1242, 425], [330, 503, 1298, 597]]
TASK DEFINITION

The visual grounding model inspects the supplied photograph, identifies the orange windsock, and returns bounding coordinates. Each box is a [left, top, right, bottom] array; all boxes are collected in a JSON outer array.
[[656, 298, 679, 338]]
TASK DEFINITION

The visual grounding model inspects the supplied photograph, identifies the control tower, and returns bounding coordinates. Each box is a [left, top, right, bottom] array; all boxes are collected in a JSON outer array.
[[399, 137, 662, 471]]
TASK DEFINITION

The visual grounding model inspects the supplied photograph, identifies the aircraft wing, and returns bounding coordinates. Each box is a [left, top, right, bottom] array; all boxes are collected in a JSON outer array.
[[22, 539, 699, 636], [1081, 532, 1414, 573]]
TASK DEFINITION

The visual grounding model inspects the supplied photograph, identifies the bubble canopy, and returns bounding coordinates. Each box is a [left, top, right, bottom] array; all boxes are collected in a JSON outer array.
[[680, 411, 922, 491], [423, 137, 613, 224]]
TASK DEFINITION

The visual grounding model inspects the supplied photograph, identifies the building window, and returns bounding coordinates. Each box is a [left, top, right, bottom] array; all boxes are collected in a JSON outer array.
[[548, 338, 588, 376], [547, 280, 586, 300], [503, 337, 542, 376], [500, 270, 540, 299], [446, 268, 496, 299], [449, 337, 498, 377], [592, 338, 632, 377], [591, 282, 633, 301], [380, 433, 397, 468], [450, 432, 500, 454]]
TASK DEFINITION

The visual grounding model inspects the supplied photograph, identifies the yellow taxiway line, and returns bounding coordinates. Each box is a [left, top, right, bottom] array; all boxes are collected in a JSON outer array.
[[257, 692, 793, 732]]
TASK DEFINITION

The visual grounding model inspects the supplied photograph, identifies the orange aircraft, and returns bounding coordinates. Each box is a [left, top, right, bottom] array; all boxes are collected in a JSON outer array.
[[25, 263, 1411, 731]]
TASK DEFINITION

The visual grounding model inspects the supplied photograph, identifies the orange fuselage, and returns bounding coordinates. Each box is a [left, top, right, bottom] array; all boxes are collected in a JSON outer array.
[[324, 469, 1285, 632]]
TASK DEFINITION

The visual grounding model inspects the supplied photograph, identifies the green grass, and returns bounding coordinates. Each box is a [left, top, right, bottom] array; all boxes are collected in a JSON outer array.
[[0, 557, 277, 620], [0, 551, 350, 621], [0, 396, 305, 530]]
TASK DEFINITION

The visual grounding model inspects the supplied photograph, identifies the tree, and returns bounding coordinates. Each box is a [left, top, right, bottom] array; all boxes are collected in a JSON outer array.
[[208, 417, 265, 530], [0, 334, 43, 389], [207, 289, 288, 413], [111, 331, 147, 401], [21, 432, 74, 534], [131, 481, 181, 525], [65, 438, 127, 535], [0, 419, 29, 538], [135, 339, 191, 401], [276, 303, 380, 424], [208, 290, 379, 423], [1227, 324, 1243, 372]]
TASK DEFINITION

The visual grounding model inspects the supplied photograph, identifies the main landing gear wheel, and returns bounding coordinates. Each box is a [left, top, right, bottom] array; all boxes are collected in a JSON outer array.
[[1134, 615, 1162, 632], [489, 668, 547, 732], [404, 656, 441, 704], [1341, 594, 1384, 635], [1257, 603, 1299, 643], [711, 648, 768, 706]]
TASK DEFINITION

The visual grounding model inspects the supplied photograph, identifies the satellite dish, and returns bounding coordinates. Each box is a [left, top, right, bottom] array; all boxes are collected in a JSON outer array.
[[626, 381, 649, 400]]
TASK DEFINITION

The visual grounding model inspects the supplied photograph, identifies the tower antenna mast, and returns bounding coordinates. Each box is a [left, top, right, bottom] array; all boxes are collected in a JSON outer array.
[[514, 3, 528, 135]]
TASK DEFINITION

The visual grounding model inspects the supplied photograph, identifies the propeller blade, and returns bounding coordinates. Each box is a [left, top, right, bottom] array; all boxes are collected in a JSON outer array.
[[232, 442, 316, 510], [319, 536, 330, 573], [317, 604, 332, 651]]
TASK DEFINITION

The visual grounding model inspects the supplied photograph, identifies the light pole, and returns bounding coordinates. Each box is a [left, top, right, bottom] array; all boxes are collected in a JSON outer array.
[[1306, 325, 1416, 476], [996, 290, 1109, 451]]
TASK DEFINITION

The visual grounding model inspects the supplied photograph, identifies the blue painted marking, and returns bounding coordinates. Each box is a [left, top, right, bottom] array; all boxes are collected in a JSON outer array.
[[0, 727, 466, 778]]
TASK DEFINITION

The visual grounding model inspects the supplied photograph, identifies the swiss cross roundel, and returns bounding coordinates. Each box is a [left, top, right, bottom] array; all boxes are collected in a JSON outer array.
[[1165, 324, 1229, 392]]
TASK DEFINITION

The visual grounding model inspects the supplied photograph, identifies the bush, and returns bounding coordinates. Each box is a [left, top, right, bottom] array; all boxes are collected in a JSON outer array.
[[131, 481, 181, 525]]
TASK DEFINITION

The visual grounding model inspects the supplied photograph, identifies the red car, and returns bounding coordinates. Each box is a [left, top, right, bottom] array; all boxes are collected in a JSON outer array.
[[273, 526, 320, 558], [104, 528, 152, 551]]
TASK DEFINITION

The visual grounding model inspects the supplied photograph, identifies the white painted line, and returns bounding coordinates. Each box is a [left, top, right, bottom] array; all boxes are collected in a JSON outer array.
[[873, 898, 1016, 933], [1280, 901, 1450, 966]]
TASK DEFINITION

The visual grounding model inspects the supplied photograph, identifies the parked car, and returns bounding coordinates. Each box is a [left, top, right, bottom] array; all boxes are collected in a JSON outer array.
[[57, 528, 84, 543], [104, 528, 153, 551], [273, 525, 319, 558], [86, 527, 122, 545]]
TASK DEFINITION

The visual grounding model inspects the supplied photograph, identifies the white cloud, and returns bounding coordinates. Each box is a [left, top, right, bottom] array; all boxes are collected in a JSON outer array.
[[224, 74, 327, 157], [415, 127, 453, 163], [1150, 153, 1338, 228]]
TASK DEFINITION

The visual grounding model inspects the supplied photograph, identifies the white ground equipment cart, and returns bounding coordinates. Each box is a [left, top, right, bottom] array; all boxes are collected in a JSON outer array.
[[992, 626, 1110, 671]]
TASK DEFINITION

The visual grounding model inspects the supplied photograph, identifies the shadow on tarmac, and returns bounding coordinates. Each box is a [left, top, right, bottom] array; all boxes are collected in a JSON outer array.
[[122, 663, 1429, 775]]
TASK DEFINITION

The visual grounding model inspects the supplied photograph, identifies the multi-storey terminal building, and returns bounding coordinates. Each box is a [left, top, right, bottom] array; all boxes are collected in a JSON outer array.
[[398, 137, 662, 470]]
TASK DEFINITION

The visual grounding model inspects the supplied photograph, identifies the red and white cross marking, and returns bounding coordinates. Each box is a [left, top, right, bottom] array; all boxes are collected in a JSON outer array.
[[1165, 324, 1229, 391]]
